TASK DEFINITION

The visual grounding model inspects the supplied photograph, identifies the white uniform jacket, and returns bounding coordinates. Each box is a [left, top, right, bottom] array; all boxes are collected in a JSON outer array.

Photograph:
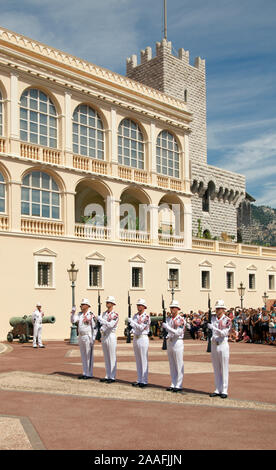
[[165, 314, 185, 340], [210, 314, 232, 344], [99, 310, 119, 337], [32, 309, 44, 325], [71, 310, 97, 338], [130, 312, 151, 336]]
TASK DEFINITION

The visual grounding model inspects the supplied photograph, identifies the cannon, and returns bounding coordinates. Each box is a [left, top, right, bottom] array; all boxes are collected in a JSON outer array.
[[7, 315, 56, 343], [124, 315, 164, 339]]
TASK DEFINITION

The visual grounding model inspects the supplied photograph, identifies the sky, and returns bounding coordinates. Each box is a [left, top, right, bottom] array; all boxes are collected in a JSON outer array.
[[1, 0, 276, 207]]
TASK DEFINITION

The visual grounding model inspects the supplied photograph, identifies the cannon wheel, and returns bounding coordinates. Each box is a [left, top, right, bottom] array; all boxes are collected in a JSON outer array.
[[19, 334, 26, 343], [7, 332, 13, 342]]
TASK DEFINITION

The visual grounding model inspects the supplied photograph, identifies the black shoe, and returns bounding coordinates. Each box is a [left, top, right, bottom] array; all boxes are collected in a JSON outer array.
[[39, 345, 45, 348], [106, 379, 116, 384], [78, 375, 86, 380], [172, 388, 182, 393], [209, 392, 221, 397], [132, 382, 140, 387], [220, 394, 228, 399], [100, 378, 108, 382], [139, 383, 148, 388], [166, 387, 174, 392]]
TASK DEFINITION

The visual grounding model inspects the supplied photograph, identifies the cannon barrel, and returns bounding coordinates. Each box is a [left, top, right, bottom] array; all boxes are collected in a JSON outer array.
[[9, 316, 28, 327], [9, 315, 56, 327], [124, 315, 163, 326]]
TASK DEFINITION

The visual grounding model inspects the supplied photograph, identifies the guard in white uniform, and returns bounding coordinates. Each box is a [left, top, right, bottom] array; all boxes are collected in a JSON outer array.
[[32, 302, 45, 348], [70, 298, 97, 379], [208, 299, 232, 398], [128, 299, 151, 388], [98, 296, 119, 383], [162, 300, 185, 393]]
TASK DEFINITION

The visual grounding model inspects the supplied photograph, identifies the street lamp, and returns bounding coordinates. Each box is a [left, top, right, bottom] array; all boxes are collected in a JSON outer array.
[[168, 272, 177, 302], [237, 282, 246, 309], [67, 261, 79, 345], [262, 291, 268, 309]]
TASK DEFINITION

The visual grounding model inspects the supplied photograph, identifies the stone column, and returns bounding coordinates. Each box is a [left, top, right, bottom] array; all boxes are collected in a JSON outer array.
[[8, 180, 21, 232], [106, 196, 120, 241], [150, 204, 159, 245], [110, 108, 118, 176], [183, 132, 191, 193], [183, 202, 192, 249], [10, 73, 20, 154], [64, 190, 75, 238], [150, 123, 157, 186], [64, 92, 72, 167]]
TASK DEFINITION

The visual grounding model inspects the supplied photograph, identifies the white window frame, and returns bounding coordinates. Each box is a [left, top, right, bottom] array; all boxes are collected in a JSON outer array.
[[200, 268, 211, 291], [87, 259, 104, 290], [248, 271, 256, 291], [167, 264, 181, 292], [267, 268, 276, 292], [225, 269, 235, 291], [34, 254, 56, 289], [130, 262, 145, 291]]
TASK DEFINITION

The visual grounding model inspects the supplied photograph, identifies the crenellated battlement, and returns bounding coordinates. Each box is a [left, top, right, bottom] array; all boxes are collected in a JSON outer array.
[[126, 39, 205, 73]]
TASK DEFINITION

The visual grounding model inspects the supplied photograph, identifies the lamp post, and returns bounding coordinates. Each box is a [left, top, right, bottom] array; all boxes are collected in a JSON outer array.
[[262, 291, 268, 309], [168, 272, 177, 302], [67, 261, 79, 345], [237, 282, 245, 309]]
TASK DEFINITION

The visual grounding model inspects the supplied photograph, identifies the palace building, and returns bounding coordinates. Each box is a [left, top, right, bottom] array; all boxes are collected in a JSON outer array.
[[0, 27, 275, 340]]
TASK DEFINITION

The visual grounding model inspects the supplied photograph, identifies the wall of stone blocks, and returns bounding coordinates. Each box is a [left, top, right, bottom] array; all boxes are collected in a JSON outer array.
[[126, 39, 247, 240], [126, 40, 207, 166], [191, 194, 238, 240]]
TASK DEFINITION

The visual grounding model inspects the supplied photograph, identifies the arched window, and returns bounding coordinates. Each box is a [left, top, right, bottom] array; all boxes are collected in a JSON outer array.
[[0, 172, 5, 212], [20, 89, 57, 148], [156, 130, 180, 178], [72, 105, 104, 159], [21, 171, 60, 219], [118, 119, 144, 169], [0, 91, 3, 136]]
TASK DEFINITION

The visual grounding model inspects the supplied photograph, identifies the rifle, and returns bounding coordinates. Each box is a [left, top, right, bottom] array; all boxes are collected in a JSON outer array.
[[96, 290, 101, 341], [126, 291, 132, 343], [162, 295, 167, 350], [206, 294, 212, 353]]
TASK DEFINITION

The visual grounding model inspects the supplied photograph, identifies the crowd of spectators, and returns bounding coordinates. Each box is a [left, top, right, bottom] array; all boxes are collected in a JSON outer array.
[[184, 304, 276, 346]]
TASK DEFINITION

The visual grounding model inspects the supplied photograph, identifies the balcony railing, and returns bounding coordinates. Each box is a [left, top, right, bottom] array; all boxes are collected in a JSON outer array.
[[20, 143, 62, 165], [73, 155, 108, 175], [118, 166, 149, 184], [0, 215, 8, 230], [119, 229, 151, 244], [75, 223, 111, 240], [192, 238, 276, 258], [158, 233, 185, 246], [21, 218, 64, 236], [0, 138, 6, 153]]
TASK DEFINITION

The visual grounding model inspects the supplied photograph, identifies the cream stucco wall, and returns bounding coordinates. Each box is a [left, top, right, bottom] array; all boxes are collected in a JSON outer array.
[[1, 232, 276, 341]]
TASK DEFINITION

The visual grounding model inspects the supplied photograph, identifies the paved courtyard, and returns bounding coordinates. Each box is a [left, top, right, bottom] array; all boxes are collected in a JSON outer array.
[[0, 338, 275, 450]]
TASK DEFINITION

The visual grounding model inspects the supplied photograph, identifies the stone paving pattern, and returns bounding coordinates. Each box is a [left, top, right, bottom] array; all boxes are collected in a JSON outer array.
[[0, 339, 275, 450]]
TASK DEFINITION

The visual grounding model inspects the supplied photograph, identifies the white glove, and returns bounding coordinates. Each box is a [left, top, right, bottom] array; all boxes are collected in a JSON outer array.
[[162, 322, 168, 330], [207, 323, 213, 330]]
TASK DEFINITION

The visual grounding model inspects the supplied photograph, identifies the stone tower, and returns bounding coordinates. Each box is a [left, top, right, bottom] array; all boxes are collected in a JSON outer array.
[[126, 39, 207, 168], [126, 39, 246, 241]]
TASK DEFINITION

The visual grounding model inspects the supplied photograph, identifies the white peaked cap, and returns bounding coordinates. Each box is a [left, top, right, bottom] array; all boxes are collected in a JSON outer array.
[[106, 296, 116, 305], [215, 299, 227, 310], [80, 298, 91, 307], [136, 298, 147, 308], [36, 302, 42, 307], [169, 300, 181, 310]]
